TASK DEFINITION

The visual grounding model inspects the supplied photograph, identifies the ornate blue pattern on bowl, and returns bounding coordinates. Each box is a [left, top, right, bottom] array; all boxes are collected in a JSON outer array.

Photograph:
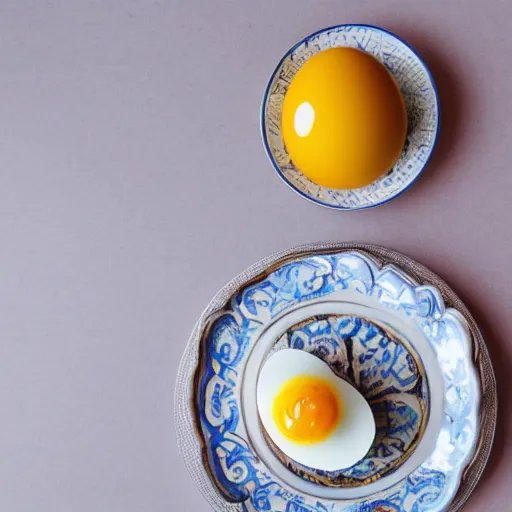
[[265, 314, 428, 487], [261, 24, 440, 210], [194, 251, 479, 511]]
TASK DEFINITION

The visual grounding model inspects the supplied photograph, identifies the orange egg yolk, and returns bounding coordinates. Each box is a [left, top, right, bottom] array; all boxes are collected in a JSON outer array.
[[272, 375, 341, 445], [281, 47, 407, 189]]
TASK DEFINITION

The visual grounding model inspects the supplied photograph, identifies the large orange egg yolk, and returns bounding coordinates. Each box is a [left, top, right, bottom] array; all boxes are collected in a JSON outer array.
[[281, 47, 407, 189], [272, 375, 341, 445]]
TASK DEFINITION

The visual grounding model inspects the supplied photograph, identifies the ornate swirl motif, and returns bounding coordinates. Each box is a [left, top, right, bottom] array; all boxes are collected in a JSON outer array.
[[195, 252, 479, 511], [262, 24, 439, 210]]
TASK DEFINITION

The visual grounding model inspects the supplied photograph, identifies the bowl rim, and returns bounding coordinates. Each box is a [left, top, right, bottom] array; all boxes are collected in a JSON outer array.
[[260, 23, 441, 211]]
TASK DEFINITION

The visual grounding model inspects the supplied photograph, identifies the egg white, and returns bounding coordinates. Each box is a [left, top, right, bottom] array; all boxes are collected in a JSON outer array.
[[256, 349, 376, 471]]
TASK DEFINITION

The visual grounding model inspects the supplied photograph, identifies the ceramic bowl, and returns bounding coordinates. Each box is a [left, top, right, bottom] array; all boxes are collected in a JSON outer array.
[[241, 301, 445, 499], [258, 313, 431, 488], [261, 24, 440, 210]]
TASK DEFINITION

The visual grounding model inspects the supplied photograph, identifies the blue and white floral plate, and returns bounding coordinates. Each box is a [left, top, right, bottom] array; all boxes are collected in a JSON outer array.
[[261, 25, 440, 210], [175, 244, 496, 512]]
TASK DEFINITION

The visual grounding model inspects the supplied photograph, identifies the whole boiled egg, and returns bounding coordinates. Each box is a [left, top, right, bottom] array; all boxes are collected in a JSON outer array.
[[257, 349, 376, 471], [281, 47, 407, 189]]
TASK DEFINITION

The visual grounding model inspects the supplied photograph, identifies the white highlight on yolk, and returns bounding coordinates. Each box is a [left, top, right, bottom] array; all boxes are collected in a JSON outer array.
[[294, 101, 315, 137]]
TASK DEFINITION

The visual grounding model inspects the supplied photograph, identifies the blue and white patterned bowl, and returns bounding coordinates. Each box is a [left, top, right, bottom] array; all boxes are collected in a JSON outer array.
[[177, 247, 487, 512], [262, 314, 430, 488], [261, 25, 440, 210]]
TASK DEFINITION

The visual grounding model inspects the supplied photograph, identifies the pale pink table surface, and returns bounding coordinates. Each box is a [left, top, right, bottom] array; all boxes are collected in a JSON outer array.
[[0, 1, 509, 511]]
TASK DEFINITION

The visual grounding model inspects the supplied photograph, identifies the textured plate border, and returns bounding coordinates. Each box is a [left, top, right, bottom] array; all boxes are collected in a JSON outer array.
[[260, 24, 440, 210], [174, 243, 496, 512]]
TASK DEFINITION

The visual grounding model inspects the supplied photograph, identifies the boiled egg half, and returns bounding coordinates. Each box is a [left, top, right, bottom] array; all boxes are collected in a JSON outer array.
[[257, 349, 376, 471]]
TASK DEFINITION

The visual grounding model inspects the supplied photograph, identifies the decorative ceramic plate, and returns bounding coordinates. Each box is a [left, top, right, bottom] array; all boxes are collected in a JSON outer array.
[[261, 25, 440, 210], [175, 244, 496, 512]]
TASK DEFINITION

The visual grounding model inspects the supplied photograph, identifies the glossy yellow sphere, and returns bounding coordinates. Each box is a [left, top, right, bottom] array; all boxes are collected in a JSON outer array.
[[281, 48, 407, 189]]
